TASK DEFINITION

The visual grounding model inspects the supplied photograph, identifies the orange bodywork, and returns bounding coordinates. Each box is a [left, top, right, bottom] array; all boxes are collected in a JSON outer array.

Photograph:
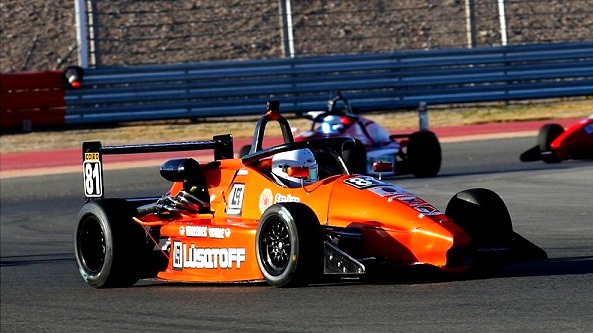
[[79, 107, 545, 288], [153, 156, 472, 283]]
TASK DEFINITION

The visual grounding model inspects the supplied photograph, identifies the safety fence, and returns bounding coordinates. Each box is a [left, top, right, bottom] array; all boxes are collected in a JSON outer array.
[[2, 42, 592, 131], [64, 42, 593, 126]]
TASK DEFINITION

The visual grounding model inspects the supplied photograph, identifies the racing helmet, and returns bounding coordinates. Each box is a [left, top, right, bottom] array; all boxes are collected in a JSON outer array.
[[271, 148, 319, 187]]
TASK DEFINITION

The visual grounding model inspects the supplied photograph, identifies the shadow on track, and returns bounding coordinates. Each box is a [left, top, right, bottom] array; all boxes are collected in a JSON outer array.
[[0, 253, 73, 267], [499, 255, 593, 277], [92, 255, 593, 289]]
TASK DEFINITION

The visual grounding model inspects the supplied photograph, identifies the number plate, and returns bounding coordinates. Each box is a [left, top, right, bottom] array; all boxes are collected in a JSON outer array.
[[83, 161, 103, 198]]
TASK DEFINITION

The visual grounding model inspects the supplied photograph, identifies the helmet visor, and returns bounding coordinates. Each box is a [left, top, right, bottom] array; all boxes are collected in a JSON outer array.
[[308, 165, 319, 182]]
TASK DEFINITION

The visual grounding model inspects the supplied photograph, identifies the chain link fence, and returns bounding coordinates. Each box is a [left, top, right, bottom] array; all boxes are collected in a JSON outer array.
[[2, 0, 592, 71]]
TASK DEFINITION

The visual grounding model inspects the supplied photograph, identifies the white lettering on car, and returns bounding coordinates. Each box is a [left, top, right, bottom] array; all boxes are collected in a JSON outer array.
[[274, 193, 300, 203], [172, 241, 246, 270], [181, 226, 230, 238], [208, 227, 230, 239], [184, 226, 207, 237]]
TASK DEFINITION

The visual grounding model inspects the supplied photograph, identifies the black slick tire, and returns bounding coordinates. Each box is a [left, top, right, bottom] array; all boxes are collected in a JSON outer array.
[[407, 131, 441, 178], [445, 188, 513, 249], [342, 140, 367, 174], [256, 203, 323, 287], [538, 123, 564, 163], [74, 199, 147, 288]]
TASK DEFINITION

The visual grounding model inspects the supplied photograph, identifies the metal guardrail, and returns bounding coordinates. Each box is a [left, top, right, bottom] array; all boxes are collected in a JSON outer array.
[[65, 42, 593, 125]]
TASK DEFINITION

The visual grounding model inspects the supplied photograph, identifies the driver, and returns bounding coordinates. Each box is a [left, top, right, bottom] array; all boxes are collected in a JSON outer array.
[[271, 148, 319, 187]]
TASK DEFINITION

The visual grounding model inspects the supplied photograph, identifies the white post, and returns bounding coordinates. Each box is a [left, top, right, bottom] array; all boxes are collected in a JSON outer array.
[[285, 0, 295, 58], [74, 0, 88, 68], [498, 0, 508, 46], [279, 0, 296, 58], [465, 0, 476, 48]]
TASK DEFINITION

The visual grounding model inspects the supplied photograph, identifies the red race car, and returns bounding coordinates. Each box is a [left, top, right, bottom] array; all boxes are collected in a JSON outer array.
[[241, 94, 441, 178], [520, 115, 593, 163], [75, 101, 546, 289]]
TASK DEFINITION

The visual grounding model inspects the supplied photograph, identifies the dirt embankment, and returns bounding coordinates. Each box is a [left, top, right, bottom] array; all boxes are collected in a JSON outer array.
[[2, 1, 592, 72]]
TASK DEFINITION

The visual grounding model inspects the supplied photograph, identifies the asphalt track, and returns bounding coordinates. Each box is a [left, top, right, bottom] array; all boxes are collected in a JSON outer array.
[[1, 120, 592, 332]]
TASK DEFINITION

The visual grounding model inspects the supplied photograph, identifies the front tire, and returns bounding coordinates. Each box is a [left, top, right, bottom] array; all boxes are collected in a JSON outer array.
[[74, 199, 147, 288], [445, 188, 513, 249], [538, 123, 564, 163], [342, 140, 367, 174], [445, 188, 547, 268], [256, 203, 323, 287]]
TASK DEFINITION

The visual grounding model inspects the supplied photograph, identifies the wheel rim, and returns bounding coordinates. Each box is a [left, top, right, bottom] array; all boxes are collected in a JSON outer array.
[[259, 217, 291, 275], [78, 216, 106, 273]]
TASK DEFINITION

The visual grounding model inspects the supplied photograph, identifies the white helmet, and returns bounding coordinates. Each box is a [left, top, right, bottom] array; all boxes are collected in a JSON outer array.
[[272, 148, 319, 187]]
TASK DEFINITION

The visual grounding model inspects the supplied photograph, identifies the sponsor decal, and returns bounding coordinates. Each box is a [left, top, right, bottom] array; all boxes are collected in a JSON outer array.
[[368, 185, 408, 197], [84, 152, 99, 161], [414, 205, 442, 216], [391, 195, 426, 206], [237, 169, 249, 175], [227, 183, 245, 216], [259, 188, 301, 213], [259, 188, 301, 214], [208, 227, 231, 239], [584, 123, 593, 135], [259, 188, 273, 213], [172, 241, 246, 270], [274, 193, 300, 203], [365, 184, 443, 215], [179, 226, 231, 238], [185, 226, 205, 237], [387, 193, 416, 202], [343, 176, 389, 189]]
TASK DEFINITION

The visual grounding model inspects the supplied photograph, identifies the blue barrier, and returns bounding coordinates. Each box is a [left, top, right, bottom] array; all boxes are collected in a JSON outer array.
[[65, 42, 593, 125]]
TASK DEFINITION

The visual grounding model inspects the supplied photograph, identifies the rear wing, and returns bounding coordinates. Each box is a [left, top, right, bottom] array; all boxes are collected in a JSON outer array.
[[82, 134, 233, 201]]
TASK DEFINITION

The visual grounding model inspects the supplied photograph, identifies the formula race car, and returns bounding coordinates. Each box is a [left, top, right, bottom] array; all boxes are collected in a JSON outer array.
[[240, 94, 441, 178], [75, 101, 546, 289], [520, 115, 593, 163]]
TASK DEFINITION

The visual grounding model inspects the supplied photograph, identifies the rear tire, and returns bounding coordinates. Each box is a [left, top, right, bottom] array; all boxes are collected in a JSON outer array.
[[74, 199, 148, 288], [407, 131, 441, 177], [256, 203, 323, 287], [538, 123, 564, 163]]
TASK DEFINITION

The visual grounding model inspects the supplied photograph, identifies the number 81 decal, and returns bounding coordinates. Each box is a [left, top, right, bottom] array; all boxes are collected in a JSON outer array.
[[83, 161, 103, 197]]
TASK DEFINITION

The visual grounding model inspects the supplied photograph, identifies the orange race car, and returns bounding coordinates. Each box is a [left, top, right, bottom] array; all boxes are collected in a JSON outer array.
[[75, 101, 547, 288]]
